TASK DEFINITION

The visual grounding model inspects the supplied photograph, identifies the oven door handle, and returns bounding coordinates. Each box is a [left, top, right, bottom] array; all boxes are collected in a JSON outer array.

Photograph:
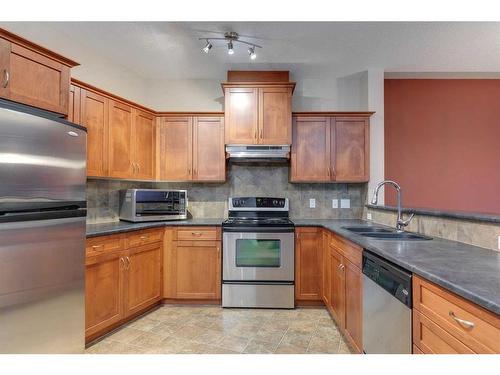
[[222, 227, 295, 233]]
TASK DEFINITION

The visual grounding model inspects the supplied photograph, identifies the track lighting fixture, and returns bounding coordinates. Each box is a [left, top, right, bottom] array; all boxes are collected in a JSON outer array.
[[199, 32, 262, 60]]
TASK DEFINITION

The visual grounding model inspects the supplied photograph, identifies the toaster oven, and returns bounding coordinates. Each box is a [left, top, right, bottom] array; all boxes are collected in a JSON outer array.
[[119, 189, 188, 222]]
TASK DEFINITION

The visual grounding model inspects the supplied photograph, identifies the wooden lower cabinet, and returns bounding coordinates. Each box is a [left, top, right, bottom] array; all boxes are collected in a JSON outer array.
[[344, 260, 363, 352], [295, 227, 322, 302], [85, 230, 162, 342], [328, 246, 345, 326], [163, 227, 221, 301], [321, 230, 331, 306]]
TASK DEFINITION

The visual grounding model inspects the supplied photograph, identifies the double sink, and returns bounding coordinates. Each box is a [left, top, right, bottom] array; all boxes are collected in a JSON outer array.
[[342, 225, 432, 241]]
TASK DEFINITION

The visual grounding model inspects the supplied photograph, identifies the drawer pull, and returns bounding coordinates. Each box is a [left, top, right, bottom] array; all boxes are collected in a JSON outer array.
[[91, 245, 102, 249], [449, 311, 475, 330], [191, 232, 202, 236], [140, 235, 149, 240]]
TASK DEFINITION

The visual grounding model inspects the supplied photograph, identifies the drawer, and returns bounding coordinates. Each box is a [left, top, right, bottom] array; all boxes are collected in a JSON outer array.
[[329, 233, 362, 268], [413, 310, 474, 354], [413, 275, 500, 354], [125, 228, 163, 248], [86, 234, 124, 257], [176, 227, 220, 241]]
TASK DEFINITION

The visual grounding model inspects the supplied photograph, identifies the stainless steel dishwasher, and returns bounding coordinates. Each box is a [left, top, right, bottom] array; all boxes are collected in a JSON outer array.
[[362, 250, 412, 354]]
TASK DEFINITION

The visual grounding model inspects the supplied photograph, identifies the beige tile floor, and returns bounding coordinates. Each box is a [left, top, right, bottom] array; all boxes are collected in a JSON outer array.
[[86, 305, 355, 354]]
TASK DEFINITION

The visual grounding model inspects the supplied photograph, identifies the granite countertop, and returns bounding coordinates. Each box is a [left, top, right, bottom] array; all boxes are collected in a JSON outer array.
[[86, 218, 224, 237], [86, 217, 500, 315], [294, 219, 500, 315]]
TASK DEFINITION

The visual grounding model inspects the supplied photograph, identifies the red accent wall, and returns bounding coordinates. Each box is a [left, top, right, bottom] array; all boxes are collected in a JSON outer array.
[[384, 79, 500, 215]]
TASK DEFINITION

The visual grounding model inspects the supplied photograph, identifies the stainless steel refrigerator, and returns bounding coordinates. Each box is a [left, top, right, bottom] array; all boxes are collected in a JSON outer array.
[[0, 99, 86, 353]]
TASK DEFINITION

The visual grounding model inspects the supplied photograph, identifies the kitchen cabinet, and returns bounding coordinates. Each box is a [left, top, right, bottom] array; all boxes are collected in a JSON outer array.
[[85, 229, 163, 342], [222, 83, 294, 145], [108, 100, 133, 179], [68, 84, 81, 124], [413, 275, 500, 354], [81, 89, 109, 177], [157, 116, 225, 182], [328, 245, 345, 326], [321, 230, 331, 307], [163, 227, 221, 301], [0, 30, 78, 115], [291, 114, 371, 183], [295, 227, 323, 302], [131, 109, 155, 180]]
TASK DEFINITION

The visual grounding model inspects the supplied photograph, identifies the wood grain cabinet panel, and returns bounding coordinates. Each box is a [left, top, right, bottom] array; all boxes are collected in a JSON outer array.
[[291, 117, 330, 182], [193, 117, 225, 181], [158, 117, 193, 181], [322, 230, 331, 306], [295, 227, 322, 301], [224, 87, 258, 144], [132, 109, 155, 180], [258, 87, 292, 144], [344, 260, 362, 353], [0, 40, 71, 114], [124, 243, 162, 316], [81, 89, 109, 177], [67, 84, 81, 125], [329, 246, 345, 328], [108, 100, 133, 179]]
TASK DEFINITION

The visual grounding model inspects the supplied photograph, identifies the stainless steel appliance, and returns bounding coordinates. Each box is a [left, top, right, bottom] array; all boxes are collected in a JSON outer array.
[[225, 145, 290, 162], [0, 99, 86, 353], [222, 197, 295, 308], [362, 250, 412, 354], [119, 189, 187, 222]]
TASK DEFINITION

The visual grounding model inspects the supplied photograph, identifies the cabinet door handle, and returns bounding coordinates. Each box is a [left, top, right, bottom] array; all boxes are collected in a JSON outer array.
[[140, 235, 149, 240], [254, 129, 257, 140], [259, 129, 263, 139], [125, 256, 131, 270], [449, 311, 475, 330], [191, 232, 202, 236], [120, 257, 125, 269], [137, 163, 140, 174], [2, 70, 9, 88], [91, 245, 102, 250], [217, 246, 220, 258]]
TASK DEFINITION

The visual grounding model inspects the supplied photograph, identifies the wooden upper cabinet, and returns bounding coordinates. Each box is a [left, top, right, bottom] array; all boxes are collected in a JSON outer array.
[[291, 117, 330, 182], [258, 87, 292, 144], [108, 101, 133, 179], [0, 30, 78, 114], [193, 117, 225, 181], [224, 87, 258, 144], [82, 89, 109, 177], [158, 117, 193, 181], [67, 84, 81, 125], [291, 114, 371, 183], [132, 109, 155, 180], [332, 117, 369, 182], [295, 227, 323, 301]]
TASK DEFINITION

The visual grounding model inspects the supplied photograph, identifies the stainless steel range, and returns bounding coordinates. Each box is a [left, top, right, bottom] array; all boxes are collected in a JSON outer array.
[[222, 197, 295, 309]]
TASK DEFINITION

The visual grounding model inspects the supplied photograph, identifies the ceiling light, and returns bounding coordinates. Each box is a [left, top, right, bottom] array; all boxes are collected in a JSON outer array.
[[248, 47, 257, 60], [227, 41, 234, 55], [202, 40, 212, 53]]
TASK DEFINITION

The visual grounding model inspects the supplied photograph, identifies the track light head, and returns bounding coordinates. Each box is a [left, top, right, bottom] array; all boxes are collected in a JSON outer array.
[[227, 41, 234, 55], [248, 47, 257, 60], [202, 40, 212, 53]]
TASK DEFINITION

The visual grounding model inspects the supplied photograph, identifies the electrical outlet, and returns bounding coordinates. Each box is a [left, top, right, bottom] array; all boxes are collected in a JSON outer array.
[[332, 199, 339, 209], [340, 199, 351, 209], [367, 212, 372, 220], [309, 198, 316, 209]]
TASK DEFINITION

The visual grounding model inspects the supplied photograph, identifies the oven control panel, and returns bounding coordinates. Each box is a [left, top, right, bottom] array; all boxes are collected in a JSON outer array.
[[231, 197, 287, 209]]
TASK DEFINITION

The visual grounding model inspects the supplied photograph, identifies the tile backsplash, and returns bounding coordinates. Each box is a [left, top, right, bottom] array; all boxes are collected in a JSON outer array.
[[87, 163, 367, 223]]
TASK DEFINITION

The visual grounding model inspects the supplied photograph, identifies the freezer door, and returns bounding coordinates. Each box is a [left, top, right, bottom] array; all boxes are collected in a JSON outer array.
[[0, 216, 85, 353], [0, 104, 86, 208]]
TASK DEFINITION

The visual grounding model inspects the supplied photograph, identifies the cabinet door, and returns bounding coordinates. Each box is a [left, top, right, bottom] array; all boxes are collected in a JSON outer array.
[[82, 89, 109, 177], [329, 247, 345, 328], [295, 227, 322, 301], [132, 109, 155, 180], [258, 87, 292, 144], [158, 117, 193, 181], [193, 117, 225, 181], [85, 252, 124, 338], [332, 117, 369, 182], [291, 117, 331, 182], [344, 260, 362, 353], [224, 87, 258, 144], [67, 84, 81, 125], [0, 41, 70, 115], [108, 101, 133, 179], [173, 241, 221, 299], [322, 230, 331, 306], [124, 244, 161, 317]]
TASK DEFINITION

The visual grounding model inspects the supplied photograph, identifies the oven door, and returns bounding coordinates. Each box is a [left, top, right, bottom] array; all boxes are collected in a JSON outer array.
[[222, 227, 294, 282]]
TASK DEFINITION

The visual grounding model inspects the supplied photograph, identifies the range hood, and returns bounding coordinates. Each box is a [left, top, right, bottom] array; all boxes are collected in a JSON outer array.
[[226, 145, 290, 163]]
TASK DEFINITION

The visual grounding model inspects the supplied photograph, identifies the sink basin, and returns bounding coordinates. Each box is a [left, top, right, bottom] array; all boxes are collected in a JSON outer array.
[[342, 226, 392, 233], [360, 232, 432, 241]]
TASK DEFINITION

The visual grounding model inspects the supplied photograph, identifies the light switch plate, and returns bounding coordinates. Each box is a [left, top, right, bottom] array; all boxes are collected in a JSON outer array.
[[340, 199, 351, 209], [332, 199, 339, 209], [367, 212, 372, 220], [309, 198, 316, 209]]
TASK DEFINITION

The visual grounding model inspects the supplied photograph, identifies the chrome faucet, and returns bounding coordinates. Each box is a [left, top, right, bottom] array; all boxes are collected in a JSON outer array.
[[370, 180, 415, 232]]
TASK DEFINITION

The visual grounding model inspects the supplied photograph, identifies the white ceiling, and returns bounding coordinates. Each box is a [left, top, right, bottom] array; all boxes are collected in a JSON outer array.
[[9, 22, 500, 80]]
